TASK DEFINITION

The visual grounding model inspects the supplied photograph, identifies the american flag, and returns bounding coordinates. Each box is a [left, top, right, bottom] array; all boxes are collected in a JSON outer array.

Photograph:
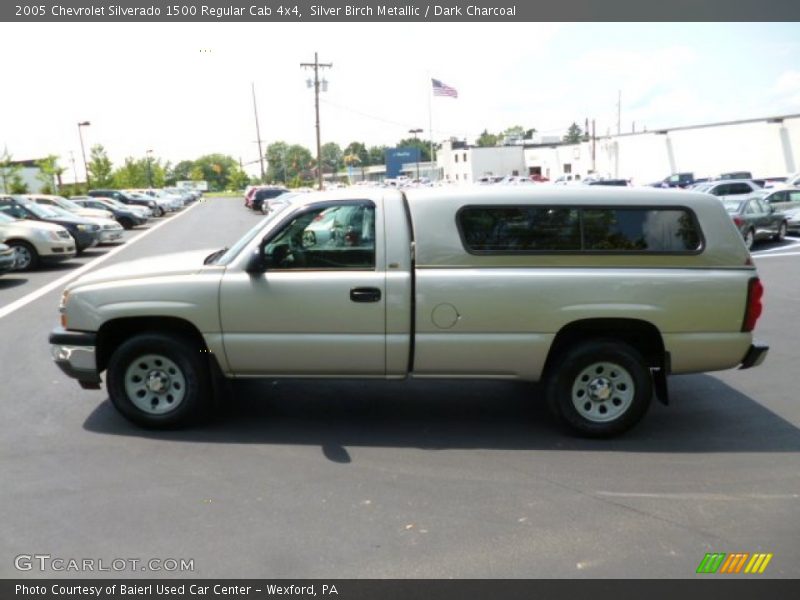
[[432, 78, 458, 98]]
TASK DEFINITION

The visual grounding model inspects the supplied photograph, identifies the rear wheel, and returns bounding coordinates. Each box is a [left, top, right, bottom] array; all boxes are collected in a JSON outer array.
[[545, 340, 653, 437], [773, 222, 787, 242], [744, 228, 755, 250], [106, 333, 211, 428], [8, 241, 39, 271]]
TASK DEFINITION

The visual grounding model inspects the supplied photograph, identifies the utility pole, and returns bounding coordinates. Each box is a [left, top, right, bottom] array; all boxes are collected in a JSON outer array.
[[617, 90, 621, 136], [409, 128, 423, 180], [591, 119, 596, 173], [301, 52, 332, 191], [251, 82, 266, 183]]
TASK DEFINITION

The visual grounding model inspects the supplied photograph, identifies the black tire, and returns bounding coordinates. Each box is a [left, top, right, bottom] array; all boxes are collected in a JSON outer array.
[[156, 206, 165, 217], [118, 217, 134, 230], [773, 222, 787, 242], [8, 240, 39, 271], [106, 333, 212, 428], [545, 339, 653, 438]]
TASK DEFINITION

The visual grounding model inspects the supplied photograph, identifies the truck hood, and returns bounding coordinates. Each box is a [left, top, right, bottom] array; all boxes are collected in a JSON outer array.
[[69, 248, 218, 289]]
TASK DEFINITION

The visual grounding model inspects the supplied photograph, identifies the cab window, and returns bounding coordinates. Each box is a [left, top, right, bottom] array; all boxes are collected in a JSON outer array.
[[263, 201, 376, 270]]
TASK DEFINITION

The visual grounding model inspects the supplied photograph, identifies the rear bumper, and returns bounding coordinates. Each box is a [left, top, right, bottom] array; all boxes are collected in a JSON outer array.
[[49, 328, 101, 387], [740, 343, 769, 369]]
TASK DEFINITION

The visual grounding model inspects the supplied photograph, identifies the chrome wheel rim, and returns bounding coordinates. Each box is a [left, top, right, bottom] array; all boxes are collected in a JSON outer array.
[[745, 230, 754, 249], [571, 361, 634, 423], [778, 223, 786, 240], [124, 354, 186, 415], [12, 246, 32, 270]]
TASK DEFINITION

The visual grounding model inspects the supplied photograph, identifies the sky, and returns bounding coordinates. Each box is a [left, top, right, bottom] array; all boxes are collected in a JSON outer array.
[[1, 21, 799, 181]]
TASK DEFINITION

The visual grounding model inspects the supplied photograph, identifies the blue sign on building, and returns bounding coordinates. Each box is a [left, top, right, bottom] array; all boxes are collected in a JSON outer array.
[[385, 147, 421, 179]]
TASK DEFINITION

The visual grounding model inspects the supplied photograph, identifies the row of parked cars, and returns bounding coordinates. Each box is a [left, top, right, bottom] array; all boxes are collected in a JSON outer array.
[[0, 187, 201, 273]]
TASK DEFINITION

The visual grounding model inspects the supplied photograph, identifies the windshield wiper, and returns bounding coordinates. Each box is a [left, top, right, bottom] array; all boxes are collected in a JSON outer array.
[[204, 247, 228, 265]]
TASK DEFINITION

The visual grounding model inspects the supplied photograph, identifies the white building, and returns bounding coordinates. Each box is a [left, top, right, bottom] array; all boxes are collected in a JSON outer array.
[[522, 113, 800, 184], [0, 159, 47, 193], [438, 140, 526, 183]]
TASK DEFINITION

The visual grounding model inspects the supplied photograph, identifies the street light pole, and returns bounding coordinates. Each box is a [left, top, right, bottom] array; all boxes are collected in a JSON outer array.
[[77, 121, 91, 191], [409, 128, 423, 180], [301, 52, 332, 191], [146, 149, 154, 188]]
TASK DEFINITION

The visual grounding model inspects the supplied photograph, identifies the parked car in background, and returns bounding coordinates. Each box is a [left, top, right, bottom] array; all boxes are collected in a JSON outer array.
[[247, 186, 290, 211], [586, 179, 630, 187], [71, 197, 148, 230], [692, 179, 762, 201], [0, 208, 76, 271], [722, 197, 788, 249], [756, 188, 800, 212], [26, 194, 114, 221], [783, 207, 800, 233], [125, 191, 174, 215], [133, 189, 182, 212], [0, 196, 101, 254], [43, 207, 124, 245], [88, 190, 158, 215], [719, 171, 753, 180], [651, 172, 695, 188], [0, 243, 16, 275]]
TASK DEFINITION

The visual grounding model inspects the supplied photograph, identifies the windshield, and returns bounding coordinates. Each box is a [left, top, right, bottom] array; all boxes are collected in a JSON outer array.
[[692, 183, 713, 193], [17, 200, 61, 219], [58, 198, 84, 211], [212, 204, 296, 266]]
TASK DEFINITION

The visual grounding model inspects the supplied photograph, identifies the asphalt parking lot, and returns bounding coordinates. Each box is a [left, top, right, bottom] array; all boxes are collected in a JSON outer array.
[[1, 196, 798, 579]]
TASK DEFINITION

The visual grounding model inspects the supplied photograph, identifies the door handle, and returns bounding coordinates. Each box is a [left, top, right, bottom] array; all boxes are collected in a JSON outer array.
[[350, 287, 381, 303]]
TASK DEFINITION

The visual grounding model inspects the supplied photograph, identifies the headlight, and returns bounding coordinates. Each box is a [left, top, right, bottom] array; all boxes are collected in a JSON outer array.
[[37, 229, 61, 241], [76, 224, 89, 231], [149, 202, 157, 208]]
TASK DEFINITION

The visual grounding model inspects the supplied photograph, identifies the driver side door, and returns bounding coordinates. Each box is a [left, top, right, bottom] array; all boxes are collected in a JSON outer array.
[[219, 199, 386, 377]]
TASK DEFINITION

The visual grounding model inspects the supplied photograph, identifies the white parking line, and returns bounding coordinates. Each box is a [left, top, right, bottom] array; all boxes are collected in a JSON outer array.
[[753, 250, 800, 259], [0, 202, 202, 321]]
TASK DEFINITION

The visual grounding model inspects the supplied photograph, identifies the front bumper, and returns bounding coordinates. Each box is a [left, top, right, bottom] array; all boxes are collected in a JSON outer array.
[[50, 328, 101, 388], [99, 229, 124, 243], [740, 343, 769, 369]]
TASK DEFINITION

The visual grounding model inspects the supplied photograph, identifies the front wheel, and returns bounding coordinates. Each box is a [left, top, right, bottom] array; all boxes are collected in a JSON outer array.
[[8, 241, 39, 271], [545, 340, 653, 437], [106, 333, 211, 428]]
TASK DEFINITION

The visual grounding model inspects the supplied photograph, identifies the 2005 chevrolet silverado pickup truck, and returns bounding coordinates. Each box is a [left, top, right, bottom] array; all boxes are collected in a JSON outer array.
[[50, 186, 768, 436]]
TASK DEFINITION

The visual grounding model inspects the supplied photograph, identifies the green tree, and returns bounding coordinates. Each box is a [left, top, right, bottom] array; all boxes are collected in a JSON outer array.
[[563, 122, 584, 144], [0, 148, 22, 194], [343, 141, 369, 166], [9, 173, 28, 193], [265, 142, 314, 184], [320, 142, 343, 175], [476, 130, 499, 147], [501, 125, 525, 143], [395, 137, 432, 162], [112, 156, 165, 188], [191, 154, 241, 191], [367, 146, 386, 166], [87, 144, 114, 188], [265, 141, 290, 183], [167, 160, 196, 185], [35, 155, 63, 194]]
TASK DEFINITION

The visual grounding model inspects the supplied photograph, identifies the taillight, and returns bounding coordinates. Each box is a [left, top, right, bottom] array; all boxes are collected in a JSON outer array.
[[732, 216, 744, 227], [742, 277, 764, 332]]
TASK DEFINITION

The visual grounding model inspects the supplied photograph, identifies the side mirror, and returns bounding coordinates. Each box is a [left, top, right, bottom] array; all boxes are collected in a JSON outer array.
[[245, 247, 272, 274]]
